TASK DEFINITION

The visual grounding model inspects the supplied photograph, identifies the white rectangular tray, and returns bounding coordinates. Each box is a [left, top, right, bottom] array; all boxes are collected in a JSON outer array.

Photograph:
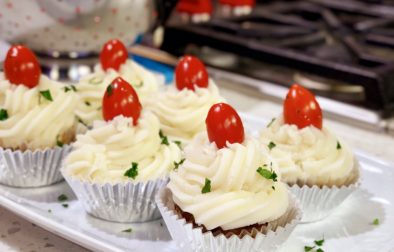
[[0, 114, 393, 252]]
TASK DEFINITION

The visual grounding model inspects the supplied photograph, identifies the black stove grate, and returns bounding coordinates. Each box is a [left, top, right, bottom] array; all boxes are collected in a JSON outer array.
[[162, 0, 394, 115]]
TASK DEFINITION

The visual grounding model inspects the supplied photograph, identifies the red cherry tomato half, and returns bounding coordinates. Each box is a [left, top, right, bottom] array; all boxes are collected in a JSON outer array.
[[102, 77, 142, 125], [100, 39, 128, 71], [206, 103, 245, 149], [4, 45, 41, 88], [175, 55, 209, 91], [283, 84, 323, 129]]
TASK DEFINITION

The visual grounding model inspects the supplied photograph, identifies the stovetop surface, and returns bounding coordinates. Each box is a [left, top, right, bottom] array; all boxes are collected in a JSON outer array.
[[162, 0, 394, 115]]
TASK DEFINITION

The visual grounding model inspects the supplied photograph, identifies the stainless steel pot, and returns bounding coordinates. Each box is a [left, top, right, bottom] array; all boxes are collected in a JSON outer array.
[[0, 0, 176, 54]]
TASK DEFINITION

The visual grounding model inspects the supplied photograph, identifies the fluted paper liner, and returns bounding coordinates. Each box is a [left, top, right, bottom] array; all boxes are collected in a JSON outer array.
[[156, 188, 301, 252], [288, 161, 360, 223], [63, 174, 168, 223], [0, 146, 72, 187]]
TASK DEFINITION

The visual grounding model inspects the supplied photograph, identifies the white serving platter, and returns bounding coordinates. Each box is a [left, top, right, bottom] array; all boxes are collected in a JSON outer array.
[[0, 114, 393, 252]]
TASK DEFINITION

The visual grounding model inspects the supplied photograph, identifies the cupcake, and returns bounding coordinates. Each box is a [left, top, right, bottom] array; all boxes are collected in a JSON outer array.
[[156, 103, 300, 251], [75, 39, 159, 126], [0, 45, 78, 187], [146, 55, 224, 145], [259, 84, 359, 222], [62, 77, 182, 222]]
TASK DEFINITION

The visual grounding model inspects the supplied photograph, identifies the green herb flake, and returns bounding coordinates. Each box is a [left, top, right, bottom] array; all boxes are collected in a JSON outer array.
[[336, 141, 342, 150], [268, 141, 276, 150], [267, 118, 276, 128], [48, 209, 52, 213], [201, 178, 211, 194], [372, 218, 379, 225], [272, 186, 276, 190], [0, 109, 8, 121], [304, 246, 315, 252], [174, 158, 185, 170], [174, 141, 182, 148], [314, 239, 325, 246], [135, 81, 144, 88], [85, 101, 91, 106], [159, 130, 169, 146], [124, 162, 138, 179], [58, 194, 68, 202], [56, 139, 64, 147], [316, 249, 324, 252], [62, 204, 69, 208], [256, 167, 278, 182], [64, 85, 77, 92], [76, 116, 88, 128], [106, 85, 113, 96], [40, 90, 53, 102], [122, 228, 133, 233]]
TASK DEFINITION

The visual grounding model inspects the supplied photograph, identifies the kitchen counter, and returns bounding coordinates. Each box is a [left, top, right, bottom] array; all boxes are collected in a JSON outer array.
[[0, 77, 393, 252]]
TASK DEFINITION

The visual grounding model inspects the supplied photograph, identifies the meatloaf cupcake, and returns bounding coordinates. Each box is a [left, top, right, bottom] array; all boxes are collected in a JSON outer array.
[[146, 56, 224, 145], [0, 45, 77, 187], [63, 77, 181, 222], [260, 84, 359, 222], [157, 103, 300, 251], [75, 39, 159, 126]]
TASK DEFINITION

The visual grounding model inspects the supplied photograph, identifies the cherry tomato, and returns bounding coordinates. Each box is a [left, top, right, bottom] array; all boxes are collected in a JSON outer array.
[[205, 103, 245, 149], [176, 0, 213, 14], [283, 84, 323, 129], [100, 39, 128, 71], [102, 77, 142, 125], [175, 55, 209, 91], [4, 45, 41, 88]]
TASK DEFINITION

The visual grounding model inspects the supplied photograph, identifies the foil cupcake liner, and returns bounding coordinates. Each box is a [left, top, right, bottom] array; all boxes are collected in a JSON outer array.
[[289, 162, 360, 223], [0, 145, 72, 187], [289, 182, 359, 223], [63, 174, 169, 223], [156, 188, 301, 252]]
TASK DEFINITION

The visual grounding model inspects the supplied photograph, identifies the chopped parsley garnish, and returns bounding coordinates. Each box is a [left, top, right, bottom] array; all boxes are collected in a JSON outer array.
[[56, 139, 64, 147], [62, 204, 69, 208], [267, 118, 276, 128], [85, 101, 91, 106], [174, 158, 185, 170], [201, 178, 211, 194], [40, 90, 53, 102], [135, 81, 144, 87], [159, 130, 169, 145], [336, 141, 342, 150], [64, 85, 77, 92], [272, 186, 276, 190], [314, 239, 324, 246], [124, 162, 138, 179], [304, 246, 315, 252], [174, 141, 182, 148], [372, 218, 379, 225], [256, 167, 278, 182], [268, 141, 276, 150], [106, 85, 113, 96], [0, 109, 8, 121], [89, 77, 102, 85], [48, 209, 52, 213], [76, 116, 88, 128], [316, 248, 324, 252], [122, 228, 133, 233], [57, 194, 68, 202]]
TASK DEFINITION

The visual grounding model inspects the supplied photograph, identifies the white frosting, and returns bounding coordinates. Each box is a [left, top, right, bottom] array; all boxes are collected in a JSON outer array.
[[75, 59, 159, 126], [168, 133, 289, 230], [63, 112, 182, 183], [260, 116, 355, 185], [145, 80, 224, 143], [0, 73, 77, 150]]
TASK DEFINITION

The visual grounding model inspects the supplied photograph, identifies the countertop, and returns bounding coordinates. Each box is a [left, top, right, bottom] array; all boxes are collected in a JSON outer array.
[[0, 77, 393, 252]]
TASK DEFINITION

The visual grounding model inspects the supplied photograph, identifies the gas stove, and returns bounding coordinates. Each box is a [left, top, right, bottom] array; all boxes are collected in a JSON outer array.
[[161, 0, 394, 133]]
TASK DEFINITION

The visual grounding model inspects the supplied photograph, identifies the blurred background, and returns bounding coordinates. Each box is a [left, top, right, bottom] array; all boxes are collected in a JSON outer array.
[[0, 0, 394, 133]]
